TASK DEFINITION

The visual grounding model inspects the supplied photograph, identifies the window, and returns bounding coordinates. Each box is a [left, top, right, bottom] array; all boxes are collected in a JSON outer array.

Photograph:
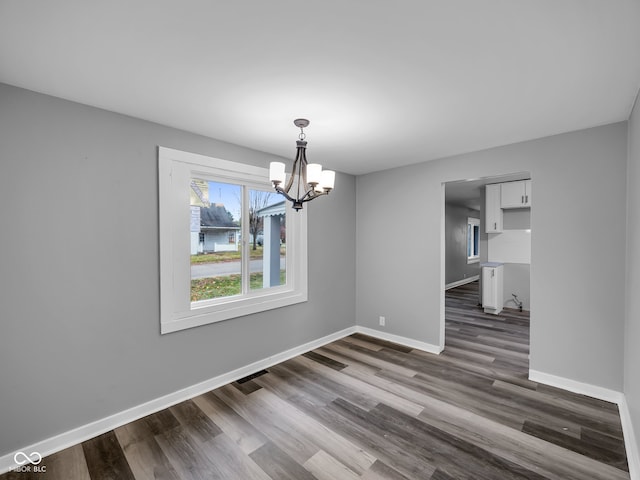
[[159, 147, 307, 334], [467, 217, 480, 263]]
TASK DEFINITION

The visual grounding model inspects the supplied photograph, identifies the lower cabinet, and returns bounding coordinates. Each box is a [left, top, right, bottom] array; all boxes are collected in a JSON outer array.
[[482, 263, 504, 315]]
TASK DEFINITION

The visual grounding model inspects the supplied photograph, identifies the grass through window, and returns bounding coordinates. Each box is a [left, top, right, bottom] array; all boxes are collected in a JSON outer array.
[[191, 271, 287, 301]]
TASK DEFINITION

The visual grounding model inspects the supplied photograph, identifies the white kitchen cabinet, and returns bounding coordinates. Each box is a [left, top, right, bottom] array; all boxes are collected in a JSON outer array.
[[485, 184, 503, 233], [501, 180, 532, 208], [482, 263, 504, 315]]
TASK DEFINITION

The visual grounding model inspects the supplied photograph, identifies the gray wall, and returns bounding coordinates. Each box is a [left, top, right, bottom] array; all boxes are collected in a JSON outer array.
[[502, 208, 531, 311], [356, 122, 627, 390], [444, 203, 481, 285], [0, 83, 356, 457], [626, 94, 640, 458]]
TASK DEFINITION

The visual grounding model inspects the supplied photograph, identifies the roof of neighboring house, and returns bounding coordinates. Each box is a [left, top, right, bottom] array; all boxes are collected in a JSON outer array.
[[256, 200, 286, 218], [199, 203, 239, 229]]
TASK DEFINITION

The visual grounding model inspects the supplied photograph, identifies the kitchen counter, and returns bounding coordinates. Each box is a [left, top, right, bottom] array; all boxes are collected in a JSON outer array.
[[480, 262, 504, 268]]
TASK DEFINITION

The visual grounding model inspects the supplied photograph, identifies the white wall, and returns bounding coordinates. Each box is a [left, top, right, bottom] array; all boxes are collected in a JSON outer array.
[[625, 92, 640, 465], [0, 83, 356, 457], [356, 122, 628, 390]]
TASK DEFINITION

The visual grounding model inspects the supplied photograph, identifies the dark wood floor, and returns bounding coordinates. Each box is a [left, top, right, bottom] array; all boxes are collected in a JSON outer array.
[[2, 281, 630, 479]]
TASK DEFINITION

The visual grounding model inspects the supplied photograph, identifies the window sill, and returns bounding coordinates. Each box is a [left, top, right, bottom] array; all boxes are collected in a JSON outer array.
[[161, 287, 307, 334]]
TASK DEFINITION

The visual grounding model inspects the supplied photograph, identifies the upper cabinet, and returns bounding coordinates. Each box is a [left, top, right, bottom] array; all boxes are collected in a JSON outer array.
[[500, 180, 532, 208], [486, 179, 531, 234], [485, 184, 503, 233]]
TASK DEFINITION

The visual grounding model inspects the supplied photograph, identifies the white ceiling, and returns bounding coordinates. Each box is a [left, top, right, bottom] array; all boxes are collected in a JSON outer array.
[[1, 1, 639, 176]]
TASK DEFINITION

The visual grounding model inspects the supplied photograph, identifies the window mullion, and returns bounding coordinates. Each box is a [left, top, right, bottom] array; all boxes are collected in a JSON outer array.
[[241, 185, 251, 295]]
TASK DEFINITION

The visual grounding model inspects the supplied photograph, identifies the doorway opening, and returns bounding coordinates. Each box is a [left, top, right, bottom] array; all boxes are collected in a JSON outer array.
[[442, 173, 532, 355]]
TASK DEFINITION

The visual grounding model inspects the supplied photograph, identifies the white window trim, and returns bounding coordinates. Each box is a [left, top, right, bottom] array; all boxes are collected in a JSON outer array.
[[467, 217, 480, 264], [159, 146, 307, 334]]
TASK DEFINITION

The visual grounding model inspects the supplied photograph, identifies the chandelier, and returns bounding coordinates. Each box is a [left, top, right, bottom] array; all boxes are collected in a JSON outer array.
[[269, 119, 335, 211]]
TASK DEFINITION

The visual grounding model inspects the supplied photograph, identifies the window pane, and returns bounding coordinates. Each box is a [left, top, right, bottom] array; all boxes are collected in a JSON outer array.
[[467, 224, 472, 257], [190, 179, 242, 301], [473, 225, 480, 256], [249, 190, 286, 290]]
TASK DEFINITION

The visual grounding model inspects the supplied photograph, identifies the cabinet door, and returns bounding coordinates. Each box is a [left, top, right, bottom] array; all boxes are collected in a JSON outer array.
[[501, 181, 526, 208], [522, 180, 532, 207], [485, 184, 503, 233], [495, 265, 504, 311], [482, 267, 496, 308]]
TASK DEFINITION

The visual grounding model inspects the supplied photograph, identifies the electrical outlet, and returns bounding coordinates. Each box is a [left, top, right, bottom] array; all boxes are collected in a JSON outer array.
[[379, 316, 386, 326]]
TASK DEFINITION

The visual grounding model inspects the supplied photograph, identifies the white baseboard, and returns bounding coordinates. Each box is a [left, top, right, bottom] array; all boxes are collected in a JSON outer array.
[[355, 326, 443, 354], [445, 275, 479, 290], [0, 326, 358, 474], [528, 369, 624, 403], [530, 369, 639, 480]]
